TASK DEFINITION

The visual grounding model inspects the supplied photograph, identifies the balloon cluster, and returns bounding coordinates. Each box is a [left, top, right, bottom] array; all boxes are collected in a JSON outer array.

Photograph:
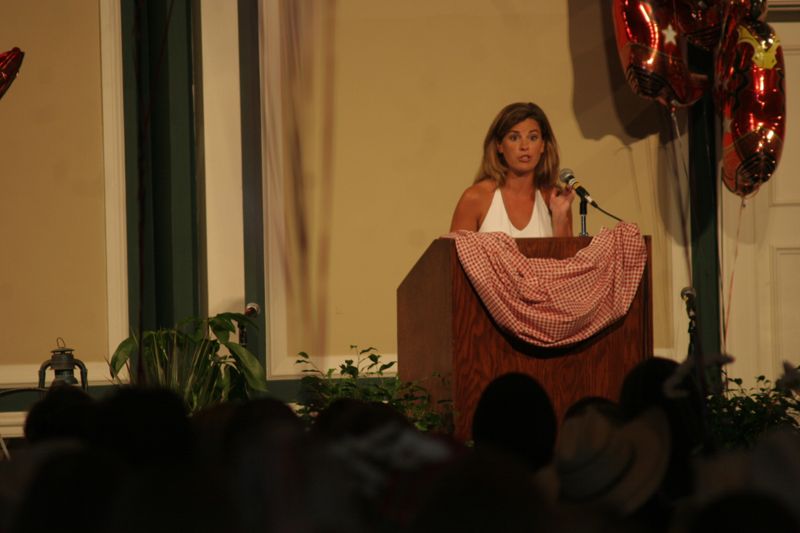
[[613, 0, 786, 197], [0, 47, 25, 101]]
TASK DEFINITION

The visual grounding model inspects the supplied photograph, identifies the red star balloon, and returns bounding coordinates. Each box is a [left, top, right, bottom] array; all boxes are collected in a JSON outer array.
[[612, 0, 708, 108], [673, 0, 726, 51], [0, 47, 25, 101], [726, 0, 769, 22], [675, 0, 767, 54], [715, 15, 785, 196]]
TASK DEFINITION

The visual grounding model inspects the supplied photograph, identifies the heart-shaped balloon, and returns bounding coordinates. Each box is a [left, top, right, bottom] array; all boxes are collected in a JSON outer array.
[[0, 47, 25, 101], [715, 16, 785, 196], [613, 0, 708, 108]]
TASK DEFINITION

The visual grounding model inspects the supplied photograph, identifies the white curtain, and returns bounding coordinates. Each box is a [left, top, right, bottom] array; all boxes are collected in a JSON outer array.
[[261, 0, 336, 372]]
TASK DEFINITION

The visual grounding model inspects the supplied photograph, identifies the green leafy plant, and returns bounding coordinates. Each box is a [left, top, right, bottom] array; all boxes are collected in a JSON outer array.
[[295, 346, 452, 433], [705, 368, 800, 450], [109, 313, 268, 413]]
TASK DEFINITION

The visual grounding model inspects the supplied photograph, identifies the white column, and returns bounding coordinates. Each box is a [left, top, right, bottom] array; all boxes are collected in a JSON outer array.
[[200, 0, 246, 317]]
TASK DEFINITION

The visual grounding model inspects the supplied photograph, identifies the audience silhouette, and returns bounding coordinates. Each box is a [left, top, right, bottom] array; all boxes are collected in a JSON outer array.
[[471, 372, 557, 473], [2, 359, 799, 533]]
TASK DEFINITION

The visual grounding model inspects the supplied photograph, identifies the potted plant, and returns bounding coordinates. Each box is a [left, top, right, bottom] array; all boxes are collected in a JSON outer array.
[[705, 364, 800, 450], [295, 346, 452, 433], [109, 313, 268, 413]]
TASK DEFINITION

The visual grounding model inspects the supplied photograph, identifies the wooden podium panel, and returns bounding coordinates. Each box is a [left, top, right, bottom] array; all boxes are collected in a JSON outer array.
[[397, 236, 652, 442]]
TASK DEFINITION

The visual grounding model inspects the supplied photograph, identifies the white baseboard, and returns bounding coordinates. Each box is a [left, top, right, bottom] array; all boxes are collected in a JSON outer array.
[[653, 346, 686, 363], [0, 411, 27, 439], [0, 361, 115, 389]]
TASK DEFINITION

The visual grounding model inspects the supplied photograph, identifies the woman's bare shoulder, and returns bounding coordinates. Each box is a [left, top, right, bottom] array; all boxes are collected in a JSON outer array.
[[461, 179, 496, 202], [450, 179, 497, 231]]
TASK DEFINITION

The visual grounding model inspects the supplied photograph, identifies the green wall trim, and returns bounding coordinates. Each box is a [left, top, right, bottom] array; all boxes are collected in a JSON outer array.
[[122, 0, 200, 333], [0, 390, 46, 413], [0, 379, 411, 413], [263, 379, 303, 404], [0, 381, 303, 413], [0, 385, 121, 413], [688, 46, 722, 381], [238, 0, 268, 367]]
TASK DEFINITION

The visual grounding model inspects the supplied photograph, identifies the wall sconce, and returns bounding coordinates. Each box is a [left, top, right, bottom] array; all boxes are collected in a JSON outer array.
[[38, 338, 87, 390]]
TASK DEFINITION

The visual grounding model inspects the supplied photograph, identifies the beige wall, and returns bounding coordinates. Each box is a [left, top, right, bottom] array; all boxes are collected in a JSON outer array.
[[0, 1, 109, 379], [0, 0, 689, 387], [269, 0, 688, 372]]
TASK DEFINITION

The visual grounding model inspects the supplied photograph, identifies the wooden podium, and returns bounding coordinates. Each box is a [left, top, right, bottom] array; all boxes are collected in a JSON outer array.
[[397, 236, 652, 442]]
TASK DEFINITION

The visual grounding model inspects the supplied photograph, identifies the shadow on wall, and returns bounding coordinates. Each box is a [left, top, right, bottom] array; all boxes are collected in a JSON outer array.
[[567, 0, 662, 141], [567, 0, 690, 247]]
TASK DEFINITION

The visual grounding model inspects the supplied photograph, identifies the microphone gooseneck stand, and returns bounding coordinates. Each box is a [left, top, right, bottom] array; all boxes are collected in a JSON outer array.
[[575, 197, 623, 236], [682, 286, 713, 450], [579, 197, 589, 237]]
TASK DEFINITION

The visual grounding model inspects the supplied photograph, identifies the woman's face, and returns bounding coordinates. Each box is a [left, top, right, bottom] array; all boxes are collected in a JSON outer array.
[[497, 118, 546, 177]]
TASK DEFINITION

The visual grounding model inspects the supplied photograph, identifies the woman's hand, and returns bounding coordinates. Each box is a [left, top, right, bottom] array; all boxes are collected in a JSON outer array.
[[548, 187, 575, 237]]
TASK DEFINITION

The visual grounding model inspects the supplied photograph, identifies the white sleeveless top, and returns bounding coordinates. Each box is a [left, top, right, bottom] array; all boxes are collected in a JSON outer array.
[[478, 188, 552, 238]]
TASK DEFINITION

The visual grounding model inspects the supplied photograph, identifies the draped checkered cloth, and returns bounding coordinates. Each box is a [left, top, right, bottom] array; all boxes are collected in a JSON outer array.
[[453, 222, 647, 347]]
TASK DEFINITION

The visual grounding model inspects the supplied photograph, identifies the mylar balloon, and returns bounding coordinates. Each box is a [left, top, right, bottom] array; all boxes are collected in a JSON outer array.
[[0, 47, 25, 101], [726, 0, 769, 23], [716, 18, 785, 196], [673, 0, 726, 51], [613, 0, 708, 108]]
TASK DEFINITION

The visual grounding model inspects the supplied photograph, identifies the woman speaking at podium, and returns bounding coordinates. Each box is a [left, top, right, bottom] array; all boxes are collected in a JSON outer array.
[[450, 102, 575, 237]]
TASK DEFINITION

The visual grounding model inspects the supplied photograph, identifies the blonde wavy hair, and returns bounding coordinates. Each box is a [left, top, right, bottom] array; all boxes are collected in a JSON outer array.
[[474, 102, 560, 189]]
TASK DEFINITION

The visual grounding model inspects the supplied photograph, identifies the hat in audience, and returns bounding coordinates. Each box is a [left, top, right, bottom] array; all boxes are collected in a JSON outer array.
[[694, 427, 800, 524], [555, 405, 670, 515], [751, 428, 800, 522]]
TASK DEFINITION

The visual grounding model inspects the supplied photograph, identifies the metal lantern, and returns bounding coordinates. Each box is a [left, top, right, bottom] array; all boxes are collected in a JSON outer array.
[[38, 338, 88, 390]]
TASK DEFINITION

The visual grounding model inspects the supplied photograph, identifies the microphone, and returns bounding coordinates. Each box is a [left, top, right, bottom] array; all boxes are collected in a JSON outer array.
[[559, 168, 598, 207], [681, 287, 696, 320]]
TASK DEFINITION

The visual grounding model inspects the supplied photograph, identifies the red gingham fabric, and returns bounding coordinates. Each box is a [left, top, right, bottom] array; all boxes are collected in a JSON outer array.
[[453, 222, 647, 347]]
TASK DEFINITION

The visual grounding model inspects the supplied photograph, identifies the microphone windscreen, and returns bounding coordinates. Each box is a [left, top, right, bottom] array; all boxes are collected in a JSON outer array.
[[558, 168, 574, 185]]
